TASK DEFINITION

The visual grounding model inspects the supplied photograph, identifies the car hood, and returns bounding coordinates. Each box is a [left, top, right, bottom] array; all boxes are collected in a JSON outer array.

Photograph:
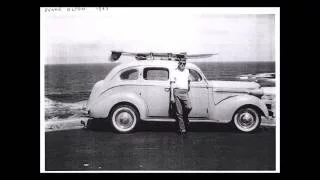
[[208, 80, 260, 90]]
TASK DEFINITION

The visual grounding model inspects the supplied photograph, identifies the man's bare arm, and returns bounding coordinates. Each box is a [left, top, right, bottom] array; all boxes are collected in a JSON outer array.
[[170, 81, 175, 103], [188, 73, 191, 92]]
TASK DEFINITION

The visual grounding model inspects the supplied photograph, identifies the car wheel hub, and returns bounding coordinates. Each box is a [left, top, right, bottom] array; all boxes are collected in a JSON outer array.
[[238, 112, 255, 128], [116, 111, 134, 129]]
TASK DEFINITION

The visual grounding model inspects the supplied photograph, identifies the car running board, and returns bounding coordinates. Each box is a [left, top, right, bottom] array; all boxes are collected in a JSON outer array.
[[141, 118, 219, 123]]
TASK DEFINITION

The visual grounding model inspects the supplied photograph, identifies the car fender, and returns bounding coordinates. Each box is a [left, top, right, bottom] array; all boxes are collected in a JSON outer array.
[[87, 80, 104, 108], [212, 94, 269, 123], [89, 88, 148, 119]]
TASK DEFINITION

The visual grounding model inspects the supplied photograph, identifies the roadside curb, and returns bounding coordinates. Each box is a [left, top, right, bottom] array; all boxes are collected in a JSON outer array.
[[45, 118, 88, 132], [45, 118, 276, 132], [261, 117, 276, 127]]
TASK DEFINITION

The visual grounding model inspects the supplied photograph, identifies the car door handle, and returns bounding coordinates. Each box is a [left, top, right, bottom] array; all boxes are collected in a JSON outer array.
[[164, 88, 170, 92]]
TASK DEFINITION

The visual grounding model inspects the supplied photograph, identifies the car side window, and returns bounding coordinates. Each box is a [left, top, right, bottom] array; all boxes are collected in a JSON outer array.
[[143, 67, 169, 81], [120, 69, 139, 80], [189, 69, 202, 82]]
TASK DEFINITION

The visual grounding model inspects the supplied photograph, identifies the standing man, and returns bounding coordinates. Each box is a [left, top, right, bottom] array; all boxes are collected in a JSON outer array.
[[170, 56, 192, 135]]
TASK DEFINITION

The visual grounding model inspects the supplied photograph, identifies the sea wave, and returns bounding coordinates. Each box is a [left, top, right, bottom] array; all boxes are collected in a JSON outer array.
[[45, 97, 88, 122]]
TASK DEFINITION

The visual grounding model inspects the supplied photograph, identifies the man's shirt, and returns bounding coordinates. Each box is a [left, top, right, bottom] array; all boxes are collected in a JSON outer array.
[[170, 68, 190, 90]]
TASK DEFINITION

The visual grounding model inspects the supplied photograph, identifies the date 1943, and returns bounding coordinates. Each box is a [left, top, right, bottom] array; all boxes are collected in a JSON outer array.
[[96, 7, 108, 11]]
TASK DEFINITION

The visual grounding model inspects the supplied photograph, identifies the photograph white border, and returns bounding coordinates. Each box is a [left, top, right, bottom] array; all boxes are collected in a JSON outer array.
[[40, 10, 46, 173], [40, 7, 280, 173]]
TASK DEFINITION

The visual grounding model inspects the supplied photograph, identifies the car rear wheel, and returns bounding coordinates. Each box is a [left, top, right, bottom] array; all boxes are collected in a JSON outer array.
[[110, 105, 139, 133], [233, 107, 261, 132]]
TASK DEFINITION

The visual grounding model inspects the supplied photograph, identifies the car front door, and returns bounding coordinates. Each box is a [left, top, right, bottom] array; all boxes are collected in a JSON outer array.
[[140, 67, 171, 117], [188, 69, 209, 118]]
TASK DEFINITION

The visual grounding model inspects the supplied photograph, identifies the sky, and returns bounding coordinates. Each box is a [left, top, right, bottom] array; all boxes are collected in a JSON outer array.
[[41, 8, 277, 64]]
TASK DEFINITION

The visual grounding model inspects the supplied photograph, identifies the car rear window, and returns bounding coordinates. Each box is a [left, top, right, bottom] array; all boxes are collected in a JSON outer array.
[[143, 68, 169, 81], [120, 69, 139, 80]]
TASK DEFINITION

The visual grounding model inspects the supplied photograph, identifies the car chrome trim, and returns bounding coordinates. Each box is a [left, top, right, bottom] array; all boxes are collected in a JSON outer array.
[[141, 118, 222, 123], [99, 84, 170, 97], [214, 95, 238, 105]]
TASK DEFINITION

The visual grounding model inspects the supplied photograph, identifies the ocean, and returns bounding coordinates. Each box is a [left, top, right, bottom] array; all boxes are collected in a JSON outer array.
[[44, 61, 275, 121]]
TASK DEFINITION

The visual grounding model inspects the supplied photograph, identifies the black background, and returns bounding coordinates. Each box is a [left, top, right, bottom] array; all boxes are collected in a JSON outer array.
[[6, 0, 315, 178]]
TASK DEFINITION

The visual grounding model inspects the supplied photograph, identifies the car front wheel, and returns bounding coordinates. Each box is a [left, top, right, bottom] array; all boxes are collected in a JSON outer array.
[[233, 107, 261, 132], [110, 105, 139, 133]]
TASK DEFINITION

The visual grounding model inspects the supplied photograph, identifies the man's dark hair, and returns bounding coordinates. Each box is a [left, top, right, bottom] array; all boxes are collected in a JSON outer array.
[[176, 53, 186, 59]]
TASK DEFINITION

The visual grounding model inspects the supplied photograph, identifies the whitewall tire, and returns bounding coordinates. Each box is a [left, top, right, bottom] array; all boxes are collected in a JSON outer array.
[[233, 107, 261, 133], [110, 105, 139, 133]]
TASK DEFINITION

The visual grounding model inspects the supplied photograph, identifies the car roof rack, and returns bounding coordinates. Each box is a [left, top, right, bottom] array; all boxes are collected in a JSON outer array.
[[110, 51, 218, 61]]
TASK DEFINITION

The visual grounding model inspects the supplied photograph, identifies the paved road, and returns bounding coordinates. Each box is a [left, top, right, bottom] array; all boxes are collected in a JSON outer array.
[[45, 120, 276, 171]]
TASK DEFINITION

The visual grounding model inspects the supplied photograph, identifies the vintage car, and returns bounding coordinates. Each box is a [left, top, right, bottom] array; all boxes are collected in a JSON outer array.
[[87, 54, 273, 133]]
